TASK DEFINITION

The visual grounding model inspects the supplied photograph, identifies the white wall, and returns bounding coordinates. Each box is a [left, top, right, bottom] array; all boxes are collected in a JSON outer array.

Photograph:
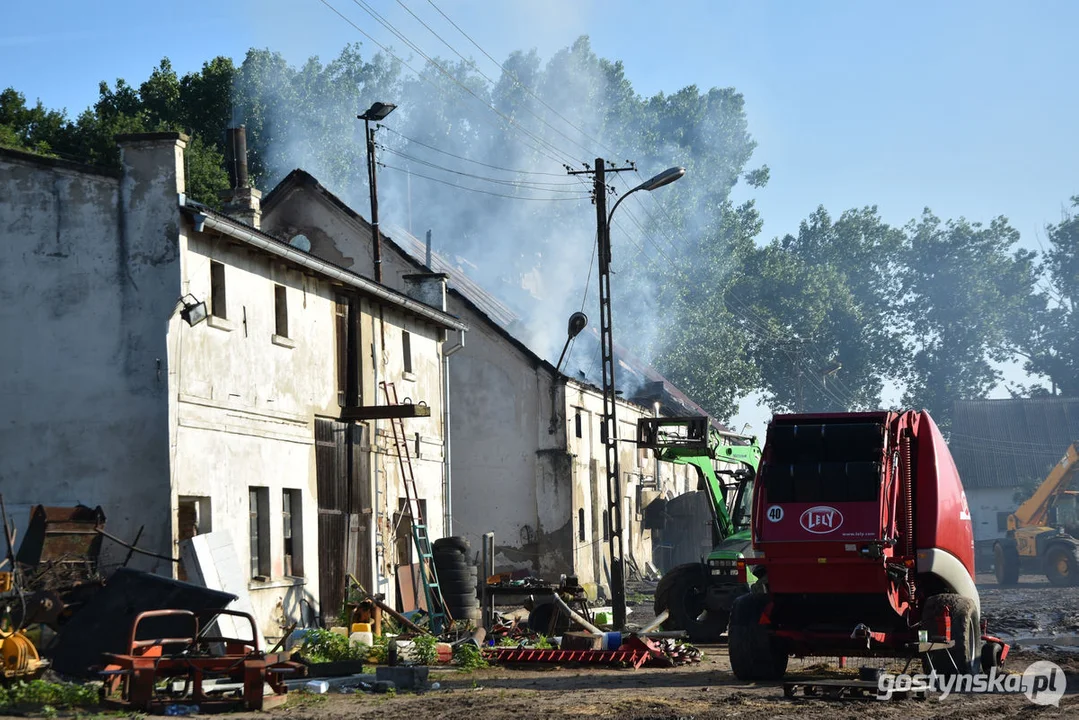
[[170, 227, 340, 637], [969, 486, 1018, 544], [0, 139, 185, 571]]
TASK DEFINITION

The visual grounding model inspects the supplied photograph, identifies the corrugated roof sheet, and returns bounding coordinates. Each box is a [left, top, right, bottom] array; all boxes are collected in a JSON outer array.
[[950, 398, 1079, 489]]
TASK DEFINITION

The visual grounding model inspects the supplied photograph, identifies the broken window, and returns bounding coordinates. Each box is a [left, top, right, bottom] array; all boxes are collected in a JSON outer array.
[[575, 411, 582, 439], [402, 331, 413, 373], [211, 261, 226, 319], [283, 489, 303, 577], [249, 487, 270, 579], [177, 496, 211, 582], [275, 284, 288, 338]]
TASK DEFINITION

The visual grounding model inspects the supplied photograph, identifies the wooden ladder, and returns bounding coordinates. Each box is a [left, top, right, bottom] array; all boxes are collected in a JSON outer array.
[[380, 381, 449, 634]]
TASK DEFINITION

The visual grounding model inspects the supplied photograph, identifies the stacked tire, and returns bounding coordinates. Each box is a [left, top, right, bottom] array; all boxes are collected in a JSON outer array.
[[433, 536, 481, 623]]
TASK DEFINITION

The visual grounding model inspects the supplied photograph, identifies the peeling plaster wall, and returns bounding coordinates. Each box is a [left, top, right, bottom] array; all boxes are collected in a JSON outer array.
[[0, 141, 182, 571], [171, 227, 340, 638]]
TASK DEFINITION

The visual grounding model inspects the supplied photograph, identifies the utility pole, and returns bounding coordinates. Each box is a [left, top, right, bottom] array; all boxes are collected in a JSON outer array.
[[358, 102, 397, 283], [569, 157, 636, 630]]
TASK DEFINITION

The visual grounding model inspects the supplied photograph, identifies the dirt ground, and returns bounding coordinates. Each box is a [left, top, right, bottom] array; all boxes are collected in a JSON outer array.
[[236, 574, 1079, 720]]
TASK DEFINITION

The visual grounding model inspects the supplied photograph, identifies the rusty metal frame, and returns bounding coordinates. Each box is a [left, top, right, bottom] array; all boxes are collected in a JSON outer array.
[[100, 608, 299, 712]]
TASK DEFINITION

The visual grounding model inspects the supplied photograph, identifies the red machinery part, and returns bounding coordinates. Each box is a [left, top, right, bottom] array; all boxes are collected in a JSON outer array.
[[99, 608, 300, 712], [483, 646, 652, 669]]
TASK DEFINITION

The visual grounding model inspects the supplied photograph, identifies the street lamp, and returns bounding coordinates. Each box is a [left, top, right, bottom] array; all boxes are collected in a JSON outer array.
[[358, 102, 398, 283], [555, 311, 589, 373], [594, 160, 685, 630]]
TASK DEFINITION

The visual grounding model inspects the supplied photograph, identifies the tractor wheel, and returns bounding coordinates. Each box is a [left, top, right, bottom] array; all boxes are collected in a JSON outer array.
[[653, 564, 692, 629], [661, 564, 729, 642], [994, 541, 1020, 586], [922, 594, 978, 677], [1045, 543, 1079, 587], [728, 593, 788, 681]]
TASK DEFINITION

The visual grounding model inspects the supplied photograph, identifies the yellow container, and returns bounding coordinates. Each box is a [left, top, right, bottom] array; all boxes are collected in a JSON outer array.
[[351, 622, 372, 634]]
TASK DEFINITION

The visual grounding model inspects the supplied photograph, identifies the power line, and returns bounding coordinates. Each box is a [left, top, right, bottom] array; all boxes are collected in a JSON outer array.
[[314, 0, 577, 170], [379, 161, 589, 202], [396, 0, 600, 161], [379, 145, 586, 192], [347, 0, 583, 169], [378, 124, 569, 176], [424, 0, 622, 160]]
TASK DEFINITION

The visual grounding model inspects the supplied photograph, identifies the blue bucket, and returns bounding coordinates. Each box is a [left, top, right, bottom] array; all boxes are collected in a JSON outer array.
[[601, 631, 622, 651]]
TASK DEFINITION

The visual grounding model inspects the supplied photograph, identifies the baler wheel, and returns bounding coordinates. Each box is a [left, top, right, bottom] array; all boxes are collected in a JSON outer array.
[[994, 541, 1020, 586], [729, 593, 788, 681], [922, 594, 978, 677], [1045, 543, 1079, 587]]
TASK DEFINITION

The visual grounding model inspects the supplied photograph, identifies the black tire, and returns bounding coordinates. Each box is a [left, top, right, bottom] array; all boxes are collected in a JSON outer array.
[[981, 641, 1004, 672], [442, 592, 479, 608], [433, 548, 467, 564], [1045, 543, 1079, 587], [452, 607, 482, 622], [527, 601, 569, 636], [434, 536, 470, 554], [922, 594, 978, 676], [728, 593, 788, 681], [436, 566, 477, 586], [654, 564, 692, 629], [994, 541, 1020, 586], [664, 564, 729, 642]]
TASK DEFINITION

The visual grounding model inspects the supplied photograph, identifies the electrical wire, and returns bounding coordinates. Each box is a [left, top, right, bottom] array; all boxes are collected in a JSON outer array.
[[379, 161, 589, 201], [378, 125, 569, 177], [347, 0, 583, 169], [397, 0, 600, 160], [314, 0, 577, 170], [377, 144, 585, 191]]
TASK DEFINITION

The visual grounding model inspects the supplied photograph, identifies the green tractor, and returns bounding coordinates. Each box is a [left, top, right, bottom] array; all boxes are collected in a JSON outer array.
[[637, 416, 762, 642]]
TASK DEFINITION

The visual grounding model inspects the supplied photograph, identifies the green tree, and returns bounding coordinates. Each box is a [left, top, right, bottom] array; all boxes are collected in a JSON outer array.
[[723, 206, 907, 415], [900, 211, 1039, 431], [1019, 197, 1079, 396]]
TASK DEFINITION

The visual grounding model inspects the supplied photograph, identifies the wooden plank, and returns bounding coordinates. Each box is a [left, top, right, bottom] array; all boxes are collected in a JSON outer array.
[[339, 404, 431, 421]]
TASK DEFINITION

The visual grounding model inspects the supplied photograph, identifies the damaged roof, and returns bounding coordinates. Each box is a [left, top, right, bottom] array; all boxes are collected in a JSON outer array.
[[951, 398, 1079, 489], [179, 198, 468, 332]]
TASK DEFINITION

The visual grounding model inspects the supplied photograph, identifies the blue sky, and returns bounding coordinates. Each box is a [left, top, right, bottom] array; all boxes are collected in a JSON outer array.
[[3, 0, 1076, 430]]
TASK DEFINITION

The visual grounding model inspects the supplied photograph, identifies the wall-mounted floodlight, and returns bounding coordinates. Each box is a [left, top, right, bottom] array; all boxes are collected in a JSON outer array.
[[179, 294, 208, 326]]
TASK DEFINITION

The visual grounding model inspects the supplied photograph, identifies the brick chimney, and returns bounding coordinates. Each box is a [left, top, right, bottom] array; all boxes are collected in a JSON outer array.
[[219, 125, 261, 228], [402, 272, 449, 310]]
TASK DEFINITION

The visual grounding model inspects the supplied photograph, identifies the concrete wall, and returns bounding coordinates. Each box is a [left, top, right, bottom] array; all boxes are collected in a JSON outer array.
[[0, 138, 184, 571]]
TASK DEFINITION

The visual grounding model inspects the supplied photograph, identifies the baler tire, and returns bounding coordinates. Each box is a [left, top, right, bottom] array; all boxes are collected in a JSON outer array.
[[653, 564, 693, 631], [994, 542, 1020, 586], [1044, 543, 1079, 587], [666, 566, 729, 642], [728, 593, 788, 681], [922, 594, 978, 676]]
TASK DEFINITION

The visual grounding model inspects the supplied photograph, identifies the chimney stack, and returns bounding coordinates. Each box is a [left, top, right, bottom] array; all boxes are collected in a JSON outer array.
[[219, 125, 261, 228]]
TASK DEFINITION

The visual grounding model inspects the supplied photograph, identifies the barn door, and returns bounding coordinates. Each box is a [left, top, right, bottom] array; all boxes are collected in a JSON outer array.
[[316, 418, 372, 626]]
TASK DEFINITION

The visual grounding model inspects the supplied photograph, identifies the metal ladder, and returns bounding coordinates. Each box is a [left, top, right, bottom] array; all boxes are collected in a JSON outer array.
[[380, 381, 449, 634]]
